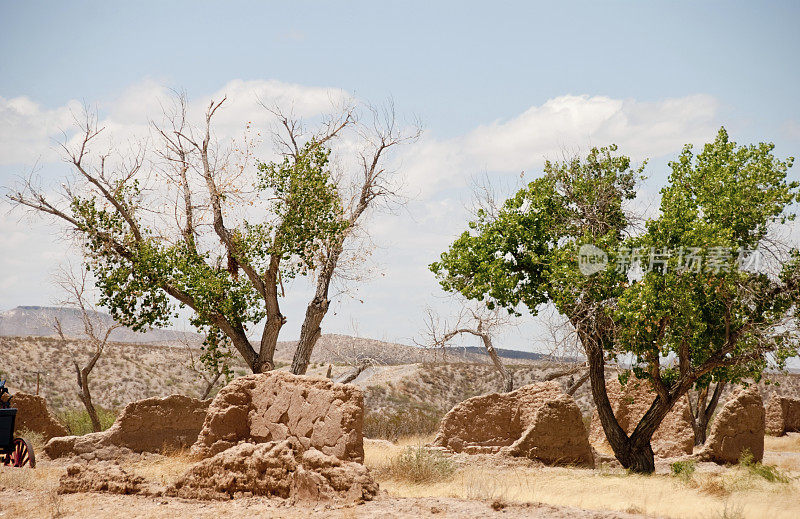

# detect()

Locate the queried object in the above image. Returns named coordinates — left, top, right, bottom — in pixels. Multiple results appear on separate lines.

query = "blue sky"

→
left=1, top=1, right=799, bottom=351
left=3, top=1, right=799, bottom=135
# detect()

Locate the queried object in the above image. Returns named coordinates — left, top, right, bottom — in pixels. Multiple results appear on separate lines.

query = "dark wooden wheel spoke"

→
left=10, top=438, right=35, bottom=468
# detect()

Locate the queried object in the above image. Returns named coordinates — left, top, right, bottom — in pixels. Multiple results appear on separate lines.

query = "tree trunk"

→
left=584, top=337, right=634, bottom=463
left=254, top=316, right=283, bottom=373
left=201, top=371, right=222, bottom=400
left=291, top=243, right=340, bottom=376
left=252, top=268, right=285, bottom=374
left=482, top=335, right=513, bottom=392
left=582, top=332, right=667, bottom=474
left=688, top=381, right=725, bottom=445
left=291, top=295, right=328, bottom=375
left=78, top=370, right=101, bottom=433
left=694, top=414, right=709, bottom=445
left=618, top=440, right=656, bottom=474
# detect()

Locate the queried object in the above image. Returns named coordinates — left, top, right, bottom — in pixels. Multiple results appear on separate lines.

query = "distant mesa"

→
left=0, top=306, right=558, bottom=362
left=0, top=305, right=202, bottom=345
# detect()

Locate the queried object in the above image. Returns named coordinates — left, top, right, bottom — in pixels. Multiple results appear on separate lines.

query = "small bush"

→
left=364, top=406, right=443, bottom=440
left=670, top=460, right=696, bottom=481
left=385, top=446, right=456, bottom=483
left=711, top=501, right=745, bottom=519
left=738, top=449, right=790, bottom=483
left=697, top=476, right=730, bottom=497
left=57, top=406, right=117, bottom=436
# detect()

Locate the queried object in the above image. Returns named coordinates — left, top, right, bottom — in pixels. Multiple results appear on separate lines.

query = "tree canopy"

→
left=431, top=128, right=799, bottom=472
left=8, top=95, right=415, bottom=375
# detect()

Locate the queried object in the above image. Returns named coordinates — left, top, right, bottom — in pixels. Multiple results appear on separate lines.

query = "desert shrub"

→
left=363, top=406, right=443, bottom=440
left=670, top=460, right=696, bottom=481
left=738, top=449, right=790, bottom=483
left=711, top=501, right=745, bottom=519
left=697, top=475, right=730, bottom=497
left=386, top=446, right=456, bottom=483
left=57, top=406, right=117, bottom=435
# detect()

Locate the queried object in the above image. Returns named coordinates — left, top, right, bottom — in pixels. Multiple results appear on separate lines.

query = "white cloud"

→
left=401, top=94, right=721, bottom=195
left=0, top=78, right=353, bottom=168
left=0, top=81, right=731, bottom=349
left=0, top=95, right=82, bottom=165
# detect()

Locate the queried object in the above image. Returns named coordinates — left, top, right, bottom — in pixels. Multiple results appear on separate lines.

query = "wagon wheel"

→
left=10, top=438, right=35, bottom=468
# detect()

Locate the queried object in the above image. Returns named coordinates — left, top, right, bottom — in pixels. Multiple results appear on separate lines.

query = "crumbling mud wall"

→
left=11, top=392, right=68, bottom=440
left=433, top=382, right=593, bottom=467
left=191, top=371, right=365, bottom=463
left=45, top=394, right=209, bottom=459
left=699, top=385, right=765, bottom=464
left=765, top=393, right=800, bottom=436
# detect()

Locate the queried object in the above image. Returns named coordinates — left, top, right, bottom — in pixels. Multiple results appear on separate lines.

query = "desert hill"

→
left=5, top=333, right=800, bottom=426
left=0, top=306, right=203, bottom=345
left=1, top=306, right=552, bottom=364
left=0, top=334, right=583, bottom=420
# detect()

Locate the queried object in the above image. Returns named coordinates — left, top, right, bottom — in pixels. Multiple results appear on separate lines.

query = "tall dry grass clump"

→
left=383, top=445, right=456, bottom=483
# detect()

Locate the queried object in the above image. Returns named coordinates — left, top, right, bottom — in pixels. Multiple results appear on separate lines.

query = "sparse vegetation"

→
left=670, top=460, right=697, bottom=481
left=57, top=406, right=118, bottom=436
left=363, top=406, right=443, bottom=440
left=384, top=446, right=456, bottom=483
left=710, top=501, right=746, bottom=519
left=738, top=449, right=790, bottom=483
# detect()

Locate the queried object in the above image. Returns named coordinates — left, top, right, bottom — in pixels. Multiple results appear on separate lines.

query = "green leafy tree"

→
left=8, top=96, right=352, bottom=374
left=431, top=129, right=799, bottom=473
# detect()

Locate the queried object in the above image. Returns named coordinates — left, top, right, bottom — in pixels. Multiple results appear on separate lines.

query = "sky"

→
left=1, top=1, right=799, bottom=352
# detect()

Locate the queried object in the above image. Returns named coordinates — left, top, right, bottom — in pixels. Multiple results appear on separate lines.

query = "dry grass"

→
left=382, top=446, right=456, bottom=483
left=765, top=433, right=800, bottom=453
left=0, top=464, right=63, bottom=492
left=127, top=450, right=195, bottom=486
left=763, top=433, right=800, bottom=472
left=0, top=435, right=797, bottom=519
left=364, top=439, right=800, bottom=519
left=0, top=464, right=65, bottom=519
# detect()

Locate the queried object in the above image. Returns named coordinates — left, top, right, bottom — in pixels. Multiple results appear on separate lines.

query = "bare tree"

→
left=181, top=334, right=232, bottom=400
left=52, top=265, right=121, bottom=432
left=6, top=93, right=416, bottom=376
left=289, top=102, right=421, bottom=375
left=421, top=302, right=515, bottom=392
left=534, top=306, right=590, bottom=395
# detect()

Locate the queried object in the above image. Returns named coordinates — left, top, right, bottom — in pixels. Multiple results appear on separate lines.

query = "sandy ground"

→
left=0, top=488, right=648, bottom=519
left=2, top=435, right=799, bottom=518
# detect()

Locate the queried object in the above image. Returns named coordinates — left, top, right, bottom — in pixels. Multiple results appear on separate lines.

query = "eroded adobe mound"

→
left=58, top=439, right=378, bottom=504
left=699, top=385, right=764, bottom=464
left=169, top=439, right=378, bottom=502
left=588, top=379, right=694, bottom=458
left=190, top=371, right=365, bottom=462
left=11, top=392, right=68, bottom=440
left=45, top=394, right=209, bottom=459
left=432, top=382, right=593, bottom=467
left=500, top=394, right=594, bottom=466
left=765, top=392, right=800, bottom=436
left=59, top=461, right=161, bottom=496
